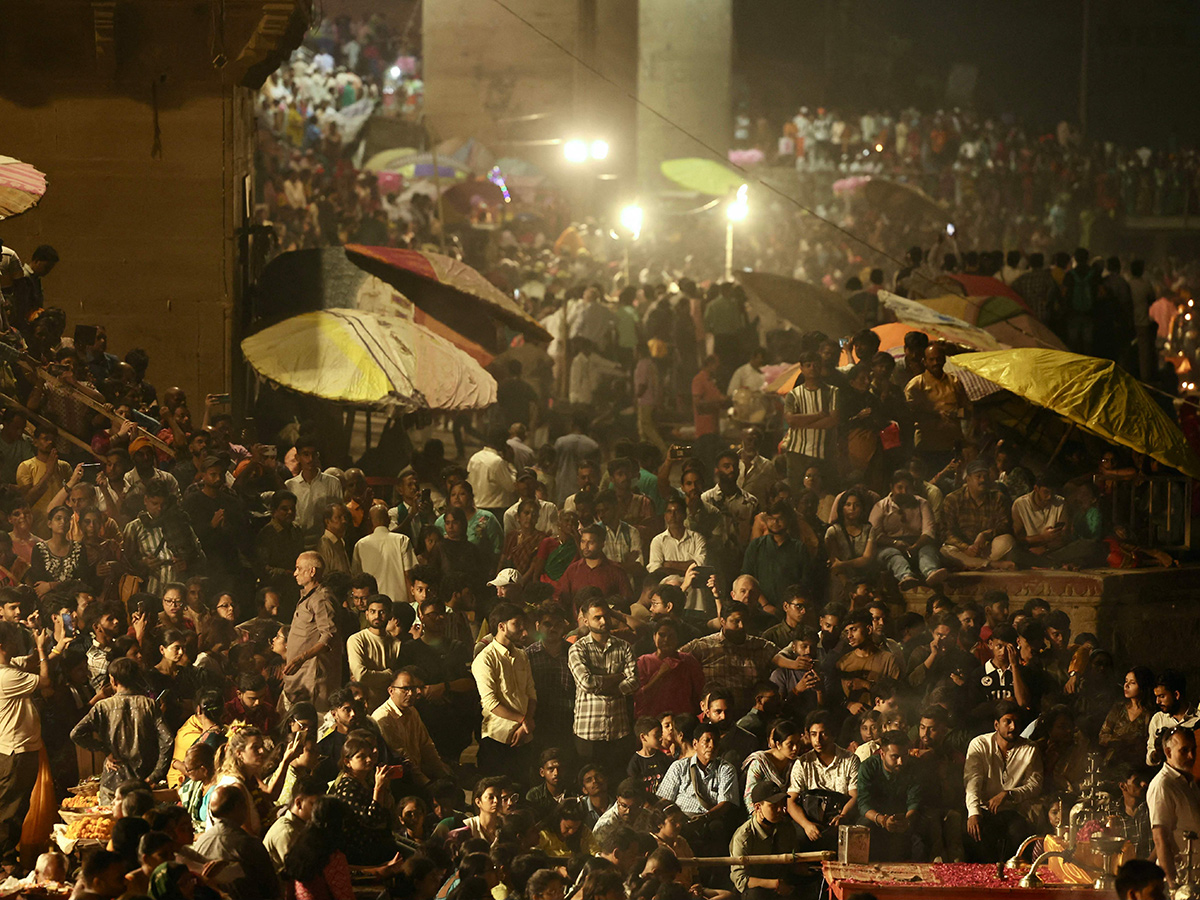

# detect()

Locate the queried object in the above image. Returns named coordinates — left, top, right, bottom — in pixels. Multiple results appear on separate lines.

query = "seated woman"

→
left=329, top=729, right=402, bottom=865
left=825, top=489, right=876, bottom=602
left=537, top=800, right=594, bottom=858
left=283, top=795, right=403, bottom=900
left=27, top=505, right=93, bottom=597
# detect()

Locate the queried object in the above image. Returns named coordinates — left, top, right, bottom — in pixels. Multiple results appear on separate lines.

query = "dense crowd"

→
left=0, top=210, right=1196, bottom=900
left=255, top=15, right=427, bottom=256
left=762, top=104, right=1200, bottom=241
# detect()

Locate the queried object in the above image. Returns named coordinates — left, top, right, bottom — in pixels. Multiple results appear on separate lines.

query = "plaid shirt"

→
left=656, top=754, right=738, bottom=817
left=567, top=633, right=638, bottom=741
left=524, top=640, right=575, bottom=736
left=1117, top=800, right=1152, bottom=860
left=940, top=486, right=1013, bottom=549
left=678, top=633, right=777, bottom=711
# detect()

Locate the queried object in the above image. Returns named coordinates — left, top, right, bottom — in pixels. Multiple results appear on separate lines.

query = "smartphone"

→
left=945, top=223, right=956, bottom=236
left=669, top=444, right=693, bottom=460
left=80, top=462, right=102, bottom=482
left=208, top=393, right=232, bottom=404
left=61, top=612, right=74, bottom=636
left=692, top=566, right=716, bottom=581
left=420, top=488, right=432, bottom=505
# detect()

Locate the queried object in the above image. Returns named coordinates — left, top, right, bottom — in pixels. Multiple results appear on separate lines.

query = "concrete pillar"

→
left=636, top=0, right=732, bottom=192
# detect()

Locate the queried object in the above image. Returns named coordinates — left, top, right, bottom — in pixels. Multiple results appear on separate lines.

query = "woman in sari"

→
left=530, top=510, right=579, bottom=586
left=500, top=499, right=549, bottom=584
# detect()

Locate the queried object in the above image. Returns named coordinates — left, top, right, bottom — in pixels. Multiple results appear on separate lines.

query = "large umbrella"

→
left=363, top=147, right=420, bottom=172
left=952, top=349, right=1200, bottom=479
left=435, top=136, right=496, bottom=173
left=441, top=178, right=508, bottom=215
left=251, top=247, right=494, bottom=366
left=738, top=271, right=862, bottom=341
left=344, top=245, right=552, bottom=346
left=918, top=293, right=1066, bottom=351
left=942, top=273, right=1028, bottom=307
left=241, top=308, right=496, bottom=412
left=858, top=178, right=950, bottom=225
left=660, top=158, right=746, bottom=196
left=0, top=156, right=47, bottom=220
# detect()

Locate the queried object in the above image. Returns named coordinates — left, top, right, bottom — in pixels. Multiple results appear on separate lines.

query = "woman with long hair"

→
left=1098, top=665, right=1155, bottom=767
left=500, top=499, right=549, bottom=583
left=537, top=801, right=594, bottom=858
left=1031, top=705, right=1089, bottom=794
left=283, top=795, right=403, bottom=900
left=329, top=729, right=402, bottom=864
left=27, top=505, right=91, bottom=596
left=741, top=719, right=804, bottom=814
left=825, top=489, right=877, bottom=601
left=211, top=725, right=274, bottom=835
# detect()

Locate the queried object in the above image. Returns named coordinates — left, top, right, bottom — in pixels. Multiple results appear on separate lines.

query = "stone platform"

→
left=903, top=565, right=1200, bottom=678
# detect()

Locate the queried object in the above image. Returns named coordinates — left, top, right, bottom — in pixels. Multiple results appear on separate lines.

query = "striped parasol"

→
left=0, top=156, right=47, bottom=220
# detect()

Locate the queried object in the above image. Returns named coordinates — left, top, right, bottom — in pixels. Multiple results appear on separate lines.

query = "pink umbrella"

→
left=0, top=156, right=47, bottom=220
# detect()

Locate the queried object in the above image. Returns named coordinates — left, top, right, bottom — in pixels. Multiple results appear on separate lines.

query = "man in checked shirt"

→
left=568, top=598, right=639, bottom=779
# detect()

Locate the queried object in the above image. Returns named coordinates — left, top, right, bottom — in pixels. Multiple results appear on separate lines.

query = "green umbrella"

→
left=660, top=158, right=746, bottom=196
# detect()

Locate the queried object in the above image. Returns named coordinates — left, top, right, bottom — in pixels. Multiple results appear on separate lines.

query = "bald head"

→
left=294, top=551, right=324, bottom=588
left=369, top=504, right=390, bottom=528
left=731, top=574, right=760, bottom=604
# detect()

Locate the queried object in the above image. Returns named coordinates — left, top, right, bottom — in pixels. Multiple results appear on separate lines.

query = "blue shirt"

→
left=656, top=755, right=738, bottom=817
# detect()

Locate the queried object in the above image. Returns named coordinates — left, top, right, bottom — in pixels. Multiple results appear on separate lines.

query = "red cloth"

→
left=634, top=652, right=704, bottom=718
left=554, top=556, right=631, bottom=611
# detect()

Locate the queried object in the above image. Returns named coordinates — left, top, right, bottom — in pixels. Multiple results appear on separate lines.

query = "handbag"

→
left=879, top=421, right=902, bottom=450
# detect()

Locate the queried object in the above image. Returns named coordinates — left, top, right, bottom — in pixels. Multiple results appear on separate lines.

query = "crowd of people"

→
left=755, top=104, right=1200, bottom=251
left=0, top=204, right=1196, bottom=900
left=255, top=14, right=428, bottom=257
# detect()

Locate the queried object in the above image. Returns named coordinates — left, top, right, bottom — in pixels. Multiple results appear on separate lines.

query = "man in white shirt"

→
left=471, top=602, right=537, bottom=777
left=787, top=710, right=858, bottom=848
left=0, top=621, right=55, bottom=865
left=648, top=495, right=708, bottom=575
left=1147, top=670, right=1200, bottom=766
left=467, top=431, right=517, bottom=520
left=503, top=469, right=558, bottom=535
left=1148, top=727, right=1200, bottom=892
left=964, top=700, right=1043, bottom=862
left=727, top=347, right=766, bottom=396
left=1011, top=475, right=1102, bottom=568
left=346, top=594, right=403, bottom=711
left=371, top=668, right=450, bottom=787
left=285, top=438, right=343, bottom=549
left=351, top=505, right=417, bottom=607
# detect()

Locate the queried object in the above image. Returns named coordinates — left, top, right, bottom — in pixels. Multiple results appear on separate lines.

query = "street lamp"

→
left=725, top=184, right=748, bottom=280
left=619, top=204, right=643, bottom=240
left=563, top=139, right=589, bottom=163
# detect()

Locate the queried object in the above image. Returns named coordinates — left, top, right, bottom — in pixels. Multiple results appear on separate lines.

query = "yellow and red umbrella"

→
left=344, top=245, right=551, bottom=349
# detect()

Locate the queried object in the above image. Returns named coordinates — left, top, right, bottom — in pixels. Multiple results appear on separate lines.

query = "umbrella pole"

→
left=1046, top=422, right=1075, bottom=470
left=431, top=142, right=447, bottom=254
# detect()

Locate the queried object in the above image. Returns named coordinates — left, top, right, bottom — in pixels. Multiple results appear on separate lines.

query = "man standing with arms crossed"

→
left=569, top=599, right=638, bottom=778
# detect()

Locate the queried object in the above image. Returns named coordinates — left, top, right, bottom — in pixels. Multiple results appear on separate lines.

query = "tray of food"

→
left=64, top=815, right=113, bottom=842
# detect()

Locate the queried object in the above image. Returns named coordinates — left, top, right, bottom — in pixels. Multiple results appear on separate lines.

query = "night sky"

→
left=733, top=0, right=1200, bottom=148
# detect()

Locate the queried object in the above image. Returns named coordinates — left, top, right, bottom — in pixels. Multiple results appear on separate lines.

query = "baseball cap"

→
left=489, top=568, right=520, bottom=588
left=750, top=782, right=787, bottom=806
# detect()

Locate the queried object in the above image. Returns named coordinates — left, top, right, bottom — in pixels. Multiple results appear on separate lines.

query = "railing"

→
left=1107, top=474, right=1193, bottom=551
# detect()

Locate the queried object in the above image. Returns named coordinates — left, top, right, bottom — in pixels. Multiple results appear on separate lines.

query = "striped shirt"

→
left=783, top=383, right=838, bottom=457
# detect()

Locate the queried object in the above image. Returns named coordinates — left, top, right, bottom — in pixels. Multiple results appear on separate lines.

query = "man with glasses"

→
left=371, top=667, right=449, bottom=790
left=761, top=587, right=810, bottom=649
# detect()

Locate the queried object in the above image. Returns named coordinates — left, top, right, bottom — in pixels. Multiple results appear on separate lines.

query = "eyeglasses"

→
left=390, top=684, right=419, bottom=693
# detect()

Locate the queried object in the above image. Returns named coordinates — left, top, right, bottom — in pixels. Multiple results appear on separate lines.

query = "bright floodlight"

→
left=726, top=184, right=749, bottom=222
left=590, top=139, right=609, bottom=160
left=564, top=139, right=589, bottom=163
left=620, top=204, right=643, bottom=239
left=389, top=66, right=401, bottom=79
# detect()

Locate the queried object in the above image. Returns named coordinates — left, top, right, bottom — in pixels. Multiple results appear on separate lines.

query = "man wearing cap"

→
left=182, top=455, right=250, bottom=591
left=351, top=505, right=417, bottom=608
left=503, top=468, right=558, bottom=535
left=731, top=781, right=801, bottom=899
left=489, top=568, right=521, bottom=601
left=938, top=459, right=1016, bottom=571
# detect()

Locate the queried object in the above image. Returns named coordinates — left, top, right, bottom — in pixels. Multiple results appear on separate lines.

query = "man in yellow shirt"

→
left=14, top=423, right=71, bottom=535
